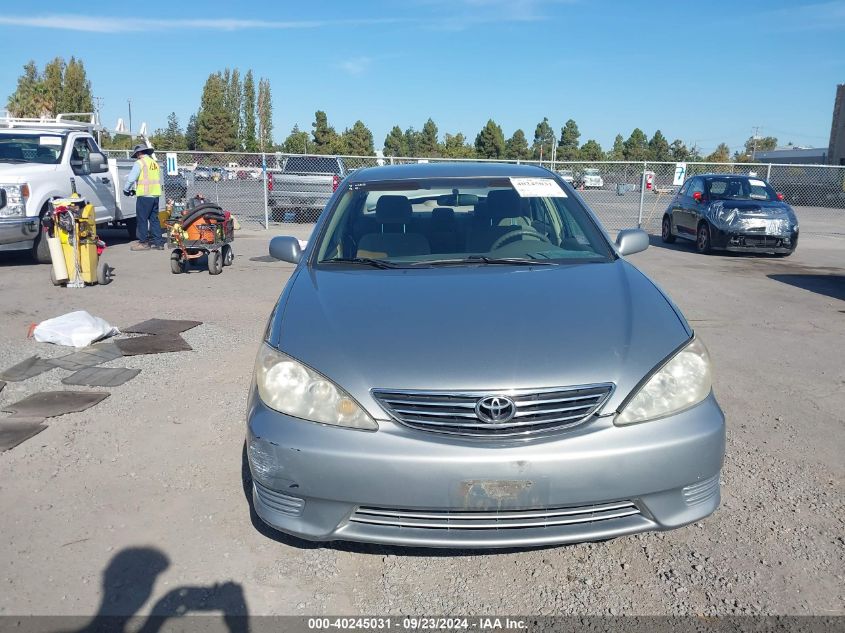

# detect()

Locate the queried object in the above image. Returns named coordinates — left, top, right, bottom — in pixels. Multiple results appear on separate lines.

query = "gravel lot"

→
left=0, top=217, right=842, bottom=620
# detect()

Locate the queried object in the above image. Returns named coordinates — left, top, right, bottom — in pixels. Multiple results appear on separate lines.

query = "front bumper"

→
left=246, top=389, right=725, bottom=548
left=0, top=216, right=38, bottom=250
left=710, top=226, right=798, bottom=254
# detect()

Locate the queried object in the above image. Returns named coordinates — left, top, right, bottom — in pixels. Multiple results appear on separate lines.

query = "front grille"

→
left=372, top=384, right=613, bottom=437
left=349, top=501, right=640, bottom=530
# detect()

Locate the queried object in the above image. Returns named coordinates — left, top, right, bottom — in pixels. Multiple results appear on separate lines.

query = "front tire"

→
left=696, top=222, right=712, bottom=254
left=661, top=216, right=676, bottom=243
left=32, top=230, right=51, bottom=264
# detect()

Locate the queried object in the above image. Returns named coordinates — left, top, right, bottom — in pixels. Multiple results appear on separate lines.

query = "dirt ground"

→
left=0, top=217, right=842, bottom=619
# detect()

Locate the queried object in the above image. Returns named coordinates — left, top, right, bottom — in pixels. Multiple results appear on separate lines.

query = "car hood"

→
left=0, top=162, right=59, bottom=181
left=272, top=260, right=692, bottom=416
left=704, top=199, right=797, bottom=234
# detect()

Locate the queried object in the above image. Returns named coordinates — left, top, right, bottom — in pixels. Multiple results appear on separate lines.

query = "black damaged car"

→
left=661, top=174, right=798, bottom=256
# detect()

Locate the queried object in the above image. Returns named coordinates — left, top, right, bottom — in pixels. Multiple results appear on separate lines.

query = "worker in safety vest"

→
left=123, top=144, right=164, bottom=251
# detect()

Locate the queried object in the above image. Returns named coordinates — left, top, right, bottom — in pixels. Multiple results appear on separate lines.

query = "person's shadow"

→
left=74, top=547, right=249, bottom=633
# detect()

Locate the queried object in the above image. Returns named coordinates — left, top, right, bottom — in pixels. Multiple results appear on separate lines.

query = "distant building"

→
left=830, top=84, right=845, bottom=165
left=755, top=146, right=828, bottom=164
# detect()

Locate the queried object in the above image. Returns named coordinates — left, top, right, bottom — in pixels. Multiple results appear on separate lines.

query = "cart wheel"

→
left=208, top=250, right=223, bottom=275
left=50, top=267, right=64, bottom=287
left=170, top=250, right=185, bottom=274
left=96, top=260, right=112, bottom=285
left=222, top=244, right=234, bottom=266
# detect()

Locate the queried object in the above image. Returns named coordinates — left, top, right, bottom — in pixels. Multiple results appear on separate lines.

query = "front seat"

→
left=357, top=195, right=431, bottom=258
left=465, top=189, right=531, bottom=252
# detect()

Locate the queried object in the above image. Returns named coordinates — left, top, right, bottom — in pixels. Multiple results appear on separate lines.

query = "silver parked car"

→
left=248, top=162, right=725, bottom=548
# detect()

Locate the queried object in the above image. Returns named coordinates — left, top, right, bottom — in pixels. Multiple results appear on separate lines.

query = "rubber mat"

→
left=123, top=319, right=202, bottom=336
left=62, top=367, right=141, bottom=387
left=48, top=341, right=124, bottom=370
left=115, top=334, right=192, bottom=355
left=2, top=391, right=109, bottom=420
left=0, top=356, right=56, bottom=382
left=0, top=420, right=47, bottom=452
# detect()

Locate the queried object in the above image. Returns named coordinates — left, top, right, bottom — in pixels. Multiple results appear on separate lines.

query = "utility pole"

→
left=128, top=99, right=133, bottom=138
left=93, top=96, right=103, bottom=145
left=751, top=126, right=761, bottom=160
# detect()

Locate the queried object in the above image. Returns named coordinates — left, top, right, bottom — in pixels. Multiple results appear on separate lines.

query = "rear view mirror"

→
left=692, top=191, right=703, bottom=203
left=616, top=229, right=649, bottom=256
left=436, top=193, right=479, bottom=207
left=269, top=236, right=302, bottom=264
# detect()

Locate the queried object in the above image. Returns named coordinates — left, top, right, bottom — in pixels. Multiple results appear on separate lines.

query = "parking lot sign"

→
left=166, top=152, right=178, bottom=176
left=673, top=162, right=687, bottom=186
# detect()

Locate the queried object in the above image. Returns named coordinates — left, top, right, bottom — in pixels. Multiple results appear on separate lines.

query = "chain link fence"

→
left=105, top=150, right=845, bottom=234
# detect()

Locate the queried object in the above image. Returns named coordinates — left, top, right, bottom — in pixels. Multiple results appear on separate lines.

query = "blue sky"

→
left=1, top=0, right=843, bottom=154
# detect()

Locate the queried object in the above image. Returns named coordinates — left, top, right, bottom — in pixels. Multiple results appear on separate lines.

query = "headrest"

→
left=375, top=195, right=412, bottom=224
left=486, top=189, right=524, bottom=220
left=432, top=207, right=455, bottom=227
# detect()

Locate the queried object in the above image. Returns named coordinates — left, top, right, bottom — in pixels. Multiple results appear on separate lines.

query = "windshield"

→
left=315, top=177, right=614, bottom=266
left=0, top=133, right=65, bottom=164
left=707, top=177, right=777, bottom=202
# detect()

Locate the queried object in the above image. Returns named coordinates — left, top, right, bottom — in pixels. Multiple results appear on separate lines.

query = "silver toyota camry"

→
left=247, top=162, right=725, bottom=548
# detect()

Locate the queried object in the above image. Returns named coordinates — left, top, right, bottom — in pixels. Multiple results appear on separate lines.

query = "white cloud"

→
left=0, top=14, right=405, bottom=33
left=337, top=56, right=374, bottom=76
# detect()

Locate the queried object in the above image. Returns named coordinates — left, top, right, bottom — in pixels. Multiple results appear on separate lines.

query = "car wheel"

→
left=32, top=229, right=51, bottom=264
left=661, top=216, right=676, bottom=243
left=696, top=222, right=712, bottom=254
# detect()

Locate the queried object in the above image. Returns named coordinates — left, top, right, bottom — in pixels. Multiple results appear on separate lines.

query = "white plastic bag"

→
left=33, top=311, right=120, bottom=348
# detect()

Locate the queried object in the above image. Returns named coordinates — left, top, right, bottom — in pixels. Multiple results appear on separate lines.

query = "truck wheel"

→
left=32, top=230, right=51, bottom=264
left=124, top=217, right=138, bottom=240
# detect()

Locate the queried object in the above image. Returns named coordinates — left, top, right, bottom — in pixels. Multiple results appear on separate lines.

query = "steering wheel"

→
left=490, top=226, right=552, bottom=251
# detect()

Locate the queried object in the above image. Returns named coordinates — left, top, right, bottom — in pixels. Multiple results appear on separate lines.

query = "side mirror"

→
left=70, top=157, right=89, bottom=175
left=692, top=191, right=703, bottom=203
left=616, top=229, right=649, bottom=256
left=89, top=152, right=108, bottom=173
left=269, top=236, right=302, bottom=264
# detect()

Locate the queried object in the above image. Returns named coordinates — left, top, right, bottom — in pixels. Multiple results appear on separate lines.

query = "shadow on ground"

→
left=71, top=546, right=249, bottom=632
left=768, top=273, right=845, bottom=301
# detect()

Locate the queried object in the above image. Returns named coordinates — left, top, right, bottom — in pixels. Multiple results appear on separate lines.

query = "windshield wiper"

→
left=416, top=256, right=555, bottom=267
left=321, top=257, right=401, bottom=269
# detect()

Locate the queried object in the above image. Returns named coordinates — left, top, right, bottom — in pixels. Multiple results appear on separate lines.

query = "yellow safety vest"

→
left=135, top=155, right=162, bottom=197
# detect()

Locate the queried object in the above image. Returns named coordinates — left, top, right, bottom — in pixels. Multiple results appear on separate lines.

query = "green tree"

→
left=532, top=117, right=555, bottom=160
left=241, top=70, right=257, bottom=152
left=442, top=132, right=476, bottom=158
left=622, top=128, right=649, bottom=160
left=557, top=119, right=581, bottom=160
left=706, top=143, right=731, bottom=163
left=475, top=119, right=505, bottom=159
left=282, top=124, right=309, bottom=153
left=223, top=68, right=242, bottom=147
left=418, top=118, right=439, bottom=156
left=185, top=114, right=198, bottom=150
left=579, top=139, right=603, bottom=161
left=58, top=57, right=93, bottom=120
left=404, top=127, right=422, bottom=157
left=257, top=77, right=273, bottom=150
left=505, top=129, right=532, bottom=160
left=607, top=134, right=625, bottom=160
left=42, top=57, right=65, bottom=116
left=341, top=120, right=375, bottom=156
left=99, top=131, right=135, bottom=150
left=648, top=129, right=671, bottom=161
left=669, top=139, right=689, bottom=161
left=197, top=72, right=237, bottom=151
left=311, top=110, right=340, bottom=154
left=383, top=125, right=406, bottom=156
left=742, top=135, right=777, bottom=160
left=6, top=61, right=45, bottom=117
left=150, top=112, right=187, bottom=150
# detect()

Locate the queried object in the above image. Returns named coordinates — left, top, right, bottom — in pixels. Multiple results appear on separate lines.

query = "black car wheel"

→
left=661, top=216, right=676, bottom=243
left=696, top=222, right=712, bottom=254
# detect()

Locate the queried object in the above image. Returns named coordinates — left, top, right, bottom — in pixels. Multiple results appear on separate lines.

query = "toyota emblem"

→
left=475, top=395, right=516, bottom=424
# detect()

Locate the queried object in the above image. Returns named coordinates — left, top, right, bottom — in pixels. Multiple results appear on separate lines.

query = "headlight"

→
left=615, top=338, right=712, bottom=426
left=254, top=343, right=377, bottom=430
left=0, top=184, right=29, bottom=218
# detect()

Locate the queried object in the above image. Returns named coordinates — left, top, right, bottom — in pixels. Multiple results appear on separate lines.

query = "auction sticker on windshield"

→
left=749, top=179, right=767, bottom=187
left=510, top=177, right=567, bottom=198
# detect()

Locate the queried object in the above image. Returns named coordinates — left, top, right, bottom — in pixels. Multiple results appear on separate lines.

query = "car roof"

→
left=349, top=161, right=554, bottom=182
left=697, top=173, right=763, bottom=180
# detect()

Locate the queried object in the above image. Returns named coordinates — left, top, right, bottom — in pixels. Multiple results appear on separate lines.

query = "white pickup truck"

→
left=0, top=114, right=141, bottom=263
